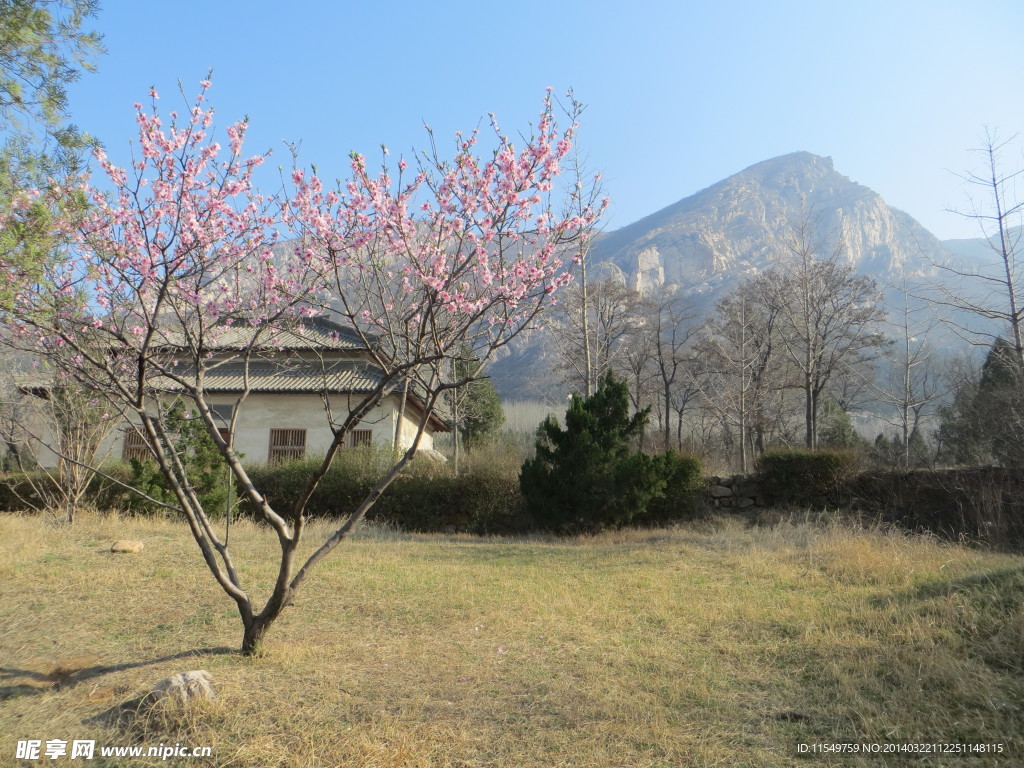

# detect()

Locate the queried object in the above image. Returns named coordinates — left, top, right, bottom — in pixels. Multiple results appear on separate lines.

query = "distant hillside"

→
left=944, top=225, right=1024, bottom=266
left=490, top=153, right=961, bottom=399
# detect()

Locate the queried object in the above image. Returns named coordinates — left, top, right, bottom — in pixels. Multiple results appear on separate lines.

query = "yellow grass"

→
left=2, top=511, right=1023, bottom=767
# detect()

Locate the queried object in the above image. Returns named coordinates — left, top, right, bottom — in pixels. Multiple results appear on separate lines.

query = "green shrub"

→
left=0, top=444, right=530, bottom=531
left=520, top=374, right=667, bottom=533
left=641, top=452, right=705, bottom=524
left=373, top=457, right=526, bottom=533
left=757, top=449, right=860, bottom=506
left=122, top=401, right=237, bottom=517
left=241, top=449, right=387, bottom=520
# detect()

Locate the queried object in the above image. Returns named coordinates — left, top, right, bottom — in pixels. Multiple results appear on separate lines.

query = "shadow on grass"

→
left=871, top=566, right=1024, bottom=674
left=888, top=566, right=1024, bottom=602
left=771, top=567, right=1024, bottom=762
left=0, top=646, right=234, bottom=701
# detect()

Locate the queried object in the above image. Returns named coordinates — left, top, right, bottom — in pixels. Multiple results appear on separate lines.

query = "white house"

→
left=19, top=318, right=449, bottom=467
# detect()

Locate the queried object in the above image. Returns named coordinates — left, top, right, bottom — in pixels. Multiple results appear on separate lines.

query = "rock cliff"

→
left=589, top=152, right=952, bottom=295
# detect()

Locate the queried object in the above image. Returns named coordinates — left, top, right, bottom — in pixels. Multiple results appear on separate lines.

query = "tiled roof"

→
left=196, top=360, right=383, bottom=393
left=152, top=317, right=369, bottom=352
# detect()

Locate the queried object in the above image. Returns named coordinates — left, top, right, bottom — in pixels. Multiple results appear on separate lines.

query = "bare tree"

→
left=698, top=279, right=783, bottom=471
left=873, top=273, right=946, bottom=466
left=557, top=149, right=605, bottom=397
left=0, top=361, right=117, bottom=523
left=639, top=286, right=699, bottom=452
left=929, top=130, right=1024, bottom=374
left=619, top=317, right=657, bottom=449
left=548, top=268, right=641, bottom=396
left=759, top=208, right=888, bottom=449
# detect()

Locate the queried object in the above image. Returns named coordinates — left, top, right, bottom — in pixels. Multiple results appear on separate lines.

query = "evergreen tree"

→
left=936, top=378, right=986, bottom=465
left=127, top=400, right=235, bottom=517
left=519, top=373, right=667, bottom=533
left=0, top=1, right=102, bottom=307
left=978, top=338, right=1024, bottom=466
left=0, top=0, right=103, bottom=183
left=446, top=350, right=505, bottom=473
left=817, top=394, right=867, bottom=450
left=938, top=338, right=1024, bottom=467
left=453, top=356, right=504, bottom=445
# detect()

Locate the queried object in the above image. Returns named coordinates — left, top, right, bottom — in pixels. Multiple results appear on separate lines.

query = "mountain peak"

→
left=591, top=152, right=950, bottom=295
left=740, top=151, right=834, bottom=175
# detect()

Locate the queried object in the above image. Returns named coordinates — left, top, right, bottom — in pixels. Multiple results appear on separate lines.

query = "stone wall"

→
left=706, top=475, right=766, bottom=510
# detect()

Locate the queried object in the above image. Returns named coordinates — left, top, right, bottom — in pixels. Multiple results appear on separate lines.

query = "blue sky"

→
left=66, top=0, right=1024, bottom=239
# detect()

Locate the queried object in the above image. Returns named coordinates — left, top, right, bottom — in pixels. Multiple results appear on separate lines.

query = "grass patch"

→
left=1, top=511, right=1022, bottom=766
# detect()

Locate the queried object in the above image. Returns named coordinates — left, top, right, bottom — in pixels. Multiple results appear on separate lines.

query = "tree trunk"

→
left=804, top=373, right=814, bottom=450
left=580, top=256, right=593, bottom=396
left=241, top=613, right=275, bottom=656
left=739, top=381, right=748, bottom=473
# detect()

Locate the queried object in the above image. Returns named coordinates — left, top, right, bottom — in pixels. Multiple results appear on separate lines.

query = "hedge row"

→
left=6, top=452, right=1023, bottom=547
left=244, top=449, right=704, bottom=533
left=841, top=467, right=1024, bottom=549
left=756, top=448, right=861, bottom=505
left=240, top=452, right=530, bottom=534
left=0, top=448, right=705, bottom=534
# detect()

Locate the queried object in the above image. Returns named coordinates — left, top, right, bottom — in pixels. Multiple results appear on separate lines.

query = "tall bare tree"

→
left=557, top=149, right=605, bottom=397
left=873, top=273, right=946, bottom=467
left=619, top=316, right=656, bottom=449
left=548, top=269, right=641, bottom=396
left=760, top=208, right=888, bottom=449
left=640, top=286, right=699, bottom=452
left=698, top=278, right=783, bottom=471
left=930, top=130, right=1024, bottom=376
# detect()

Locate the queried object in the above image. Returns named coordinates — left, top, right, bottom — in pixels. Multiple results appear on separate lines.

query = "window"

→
left=269, top=429, right=306, bottom=463
left=122, top=429, right=149, bottom=462
left=349, top=429, right=372, bottom=448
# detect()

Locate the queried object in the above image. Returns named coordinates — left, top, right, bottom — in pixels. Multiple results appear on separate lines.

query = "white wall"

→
left=203, top=392, right=435, bottom=462
left=26, top=392, right=436, bottom=468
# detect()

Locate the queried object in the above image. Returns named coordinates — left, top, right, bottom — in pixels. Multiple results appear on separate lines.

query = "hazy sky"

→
left=66, top=0, right=1024, bottom=239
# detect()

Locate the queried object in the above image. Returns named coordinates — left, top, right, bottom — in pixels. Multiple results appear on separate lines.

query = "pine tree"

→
left=453, top=355, right=504, bottom=445
left=938, top=338, right=1024, bottom=467
left=519, top=373, right=666, bottom=533
left=817, top=394, right=867, bottom=450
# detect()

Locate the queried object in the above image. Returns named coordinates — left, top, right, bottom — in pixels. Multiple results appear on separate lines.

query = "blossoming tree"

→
left=5, top=80, right=604, bottom=654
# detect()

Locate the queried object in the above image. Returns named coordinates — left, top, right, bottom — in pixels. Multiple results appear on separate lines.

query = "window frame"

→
left=122, top=429, right=150, bottom=463
left=268, top=428, right=307, bottom=463
left=349, top=429, right=372, bottom=448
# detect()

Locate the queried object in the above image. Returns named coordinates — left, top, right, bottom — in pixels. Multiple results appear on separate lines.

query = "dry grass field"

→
left=2, top=510, right=1023, bottom=767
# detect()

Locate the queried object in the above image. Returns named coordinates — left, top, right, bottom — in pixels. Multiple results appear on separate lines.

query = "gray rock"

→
left=110, top=540, right=144, bottom=554
left=709, top=484, right=733, bottom=498
left=150, top=671, right=216, bottom=703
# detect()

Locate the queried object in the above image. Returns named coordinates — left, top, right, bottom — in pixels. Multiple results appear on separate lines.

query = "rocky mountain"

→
left=490, top=152, right=967, bottom=399
left=589, top=152, right=954, bottom=297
